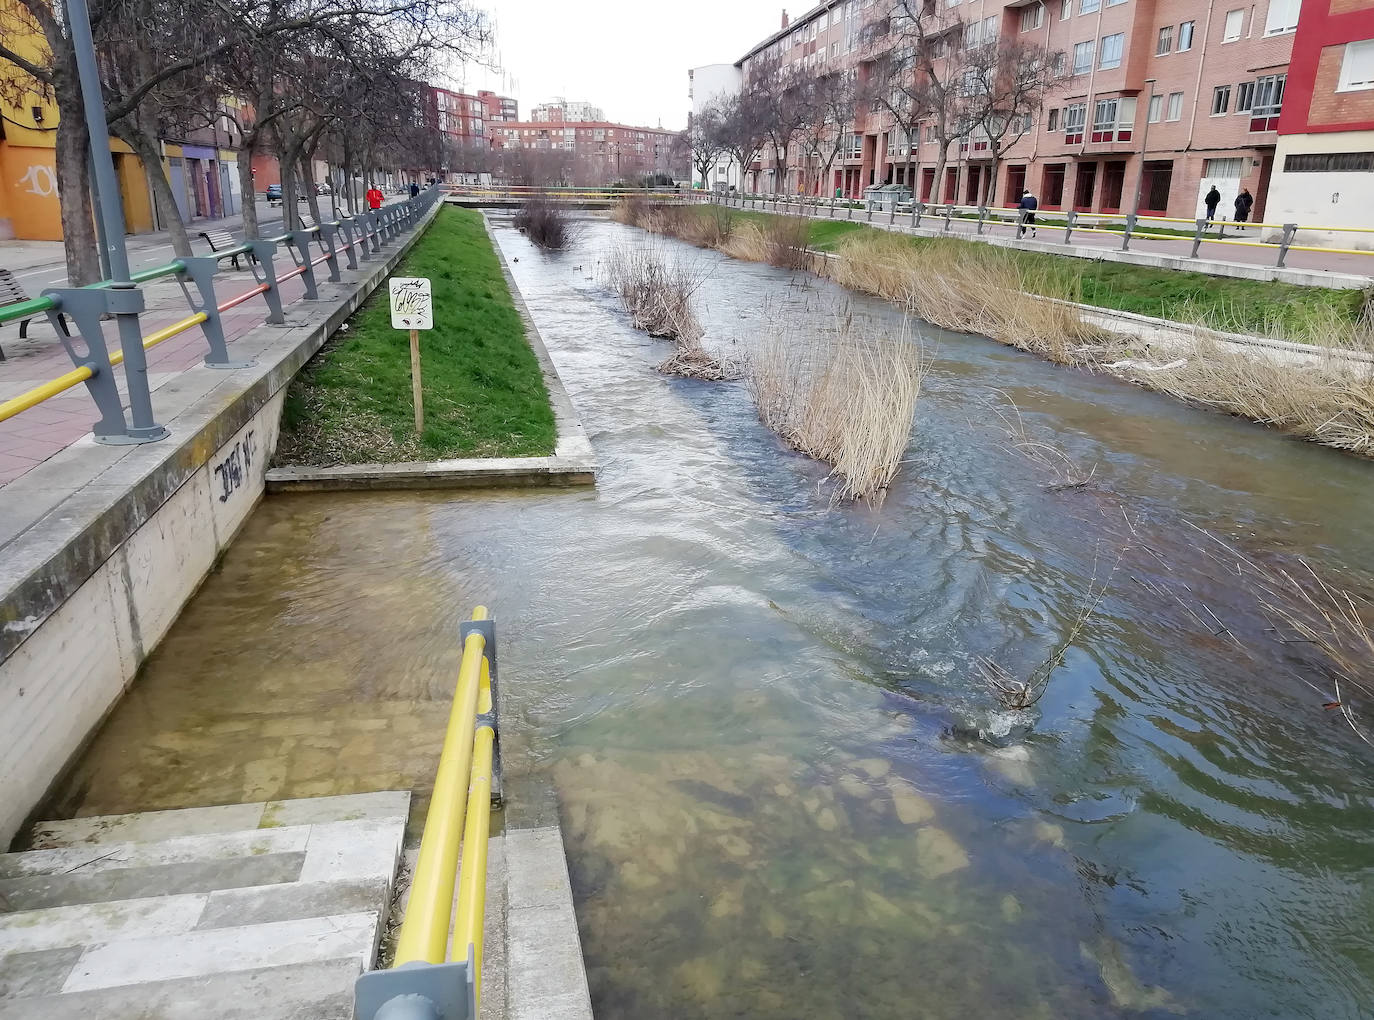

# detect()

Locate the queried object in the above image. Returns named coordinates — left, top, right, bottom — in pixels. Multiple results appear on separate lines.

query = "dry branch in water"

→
left=987, top=391, right=1097, bottom=491
left=746, top=313, right=930, bottom=504
left=1187, top=524, right=1374, bottom=746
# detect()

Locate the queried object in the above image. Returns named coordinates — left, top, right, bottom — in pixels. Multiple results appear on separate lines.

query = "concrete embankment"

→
left=0, top=204, right=441, bottom=846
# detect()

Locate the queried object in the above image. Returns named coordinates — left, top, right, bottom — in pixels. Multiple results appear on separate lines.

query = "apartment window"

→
left=1178, top=20, right=1195, bottom=51
left=1284, top=151, right=1374, bottom=173
left=830, top=41, right=839, bottom=58
left=1166, top=91, right=1183, bottom=120
left=1204, top=157, right=1245, bottom=177
left=1157, top=25, right=1173, bottom=55
left=1073, top=40, right=1093, bottom=75
left=1223, top=9, right=1243, bottom=42
left=983, top=15, right=998, bottom=42
left=965, top=21, right=981, bottom=47
left=1080, top=0, right=1100, bottom=12
left=1212, top=85, right=1231, bottom=115
left=1264, top=0, right=1300, bottom=37
left=1047, top=107, right=1060, bottom=130
left=1106, top=0, right=1126, bottom=6
left=1339, top=40, right=1374, bottom=92
left=1092, top=99, right=1118, bottom=140
left=1148, top=94, right=1163, bottom=122
left=1060, top=0, right=1071, bottom=19
left=1020, top=3, right=1045, bottom=32
left=1099, top=33, right=1124, bottom=69
left=1064, top=102, right=1087, bottom=143
left=1237, top=80, right=1256, bottom=112
left=1251, top=73, right=1286, bottom=131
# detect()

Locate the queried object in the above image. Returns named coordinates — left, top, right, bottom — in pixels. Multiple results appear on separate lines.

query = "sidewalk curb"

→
left=266, top=207, right=598, bottom=493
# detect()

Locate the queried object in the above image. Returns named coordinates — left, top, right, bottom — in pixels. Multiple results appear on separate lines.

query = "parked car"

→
left=315, top=182, right=331, bottom=195
left=265, top=184, right=282, bottom=204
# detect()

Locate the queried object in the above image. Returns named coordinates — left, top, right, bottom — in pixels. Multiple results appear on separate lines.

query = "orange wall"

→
left=0, top=144, right=63, bottom=240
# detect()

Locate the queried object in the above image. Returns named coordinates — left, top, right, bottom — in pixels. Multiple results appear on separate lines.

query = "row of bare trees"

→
left=0, top=0, right=490, bottom=285
left=690, top=0, right=1065, bottom=206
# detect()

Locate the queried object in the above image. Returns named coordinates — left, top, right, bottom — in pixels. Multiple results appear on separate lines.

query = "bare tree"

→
left=753, top=57, right=813, bottom=195
left=799, top=69, right=855, bottom=197
left=964, top=36, right=1065, bottom=206
left=685, top=99, right=727, bottom=192
left=717, top=89, right=769, bottom=194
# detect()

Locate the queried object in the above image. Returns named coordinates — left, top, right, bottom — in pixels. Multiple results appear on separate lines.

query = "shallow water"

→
left=51, top=218, right=1374, bottom=1018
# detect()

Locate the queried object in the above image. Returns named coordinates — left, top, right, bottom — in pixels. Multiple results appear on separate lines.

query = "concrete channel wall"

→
left=0, top=202, right=443, bottom=846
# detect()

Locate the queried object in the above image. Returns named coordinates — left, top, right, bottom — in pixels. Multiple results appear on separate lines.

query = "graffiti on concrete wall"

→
left=18, top=164, right=57, bottom=197
left=212, top=429, right=256, bottom=504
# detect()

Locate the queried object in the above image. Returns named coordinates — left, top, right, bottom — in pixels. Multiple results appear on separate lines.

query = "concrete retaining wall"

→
left=0, top=202, right=442, bottom=846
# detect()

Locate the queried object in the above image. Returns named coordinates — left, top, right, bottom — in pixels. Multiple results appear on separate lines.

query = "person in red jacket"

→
left=366, top=185, right=383, bottom=210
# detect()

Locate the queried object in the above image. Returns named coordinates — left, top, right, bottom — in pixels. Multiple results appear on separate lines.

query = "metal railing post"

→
left=336, top=218, right=361, bottom=270
left=943, top=203, right=954, bottom=232
left=1121, top=214, right=1136, bottom=251
left=1277, top=223, right=1299, bottom=268
left=316, top=224, right=344, bottom=282
left=1064, top=211, right=1078, bottom=245
left=247, top=240, right=287, bottom=324
left=847, top=202, right=854, bottom=220
left=914, top=202, right=924, bottom=228
left=177, top=256, right=252, bottom=369
left=1191, top=218, right=1206, bottom=258
left=39, top=290, right=135, bottom=441
left=289, top=231, right=321, bottom=300
left=976, top=205, right=988, bottom=235
left=888, top=204, right=896, bottom=226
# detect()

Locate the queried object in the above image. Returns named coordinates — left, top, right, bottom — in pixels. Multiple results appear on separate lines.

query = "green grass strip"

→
left=702, top=207, right=1367, bottom=338
left=276, top=206, right=555, bottom=465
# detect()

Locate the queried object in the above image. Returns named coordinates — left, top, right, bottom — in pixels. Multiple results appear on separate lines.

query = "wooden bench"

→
left=198, top=230, right=255, bottom=270
left=0, top=268, right=69, bottom=362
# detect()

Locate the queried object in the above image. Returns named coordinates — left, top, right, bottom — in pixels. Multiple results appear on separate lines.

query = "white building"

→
left=530, top=100, right=605, bottom=123
left=688, top=63, right=743, bottom=191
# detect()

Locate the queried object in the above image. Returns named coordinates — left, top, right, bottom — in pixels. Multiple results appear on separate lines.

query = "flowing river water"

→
left=46, top=217, right=1374, bottom=1019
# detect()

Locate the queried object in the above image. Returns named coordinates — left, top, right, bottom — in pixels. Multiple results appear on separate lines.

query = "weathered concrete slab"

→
left=0, top=795, right=408, bottom=1018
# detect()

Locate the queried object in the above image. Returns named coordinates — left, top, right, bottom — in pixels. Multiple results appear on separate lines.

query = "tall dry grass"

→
left=720, top=216, right=814, bottom=270
left=747, top=314, right=930, bottom=504
left=829, top=233, right=1111, bottom=365
left=601, top=244, right=736, bottom=380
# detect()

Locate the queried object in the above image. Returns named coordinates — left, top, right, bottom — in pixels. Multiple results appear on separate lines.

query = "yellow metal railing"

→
left=356, top=606, right=498, bottom=1020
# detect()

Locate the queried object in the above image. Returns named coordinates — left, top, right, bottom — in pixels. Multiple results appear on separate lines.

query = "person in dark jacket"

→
left=1234, top=189, right=1254, bottom=226
left=1204, top=186, right=1221, bottom=226
left=1017, top=189, right=1038, bottom=238
left=409, top=182, right=420, bottom=198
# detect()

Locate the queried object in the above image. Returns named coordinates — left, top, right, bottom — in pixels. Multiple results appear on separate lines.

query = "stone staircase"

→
left=0, top=791, right=408, bottom=1020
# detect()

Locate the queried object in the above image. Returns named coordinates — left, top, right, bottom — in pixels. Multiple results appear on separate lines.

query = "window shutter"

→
left=1264, top=0, right=1300, bottom=36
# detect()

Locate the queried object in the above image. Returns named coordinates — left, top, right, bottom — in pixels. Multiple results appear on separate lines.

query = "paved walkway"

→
left=0, top=261, right=313, bottom=487
left=738, top=198, right=1374, bottom=284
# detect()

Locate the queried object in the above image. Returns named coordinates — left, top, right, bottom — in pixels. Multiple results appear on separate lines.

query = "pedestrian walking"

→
left=409, top=182, right=419, bottom=198
left=366, top=184, right=383, bottom=211
left=1234, top=189, right=1254, bottom=227
left=1204, top=186, right=1221, bottom=226
left=1017, top=188, right=1039, bottom=238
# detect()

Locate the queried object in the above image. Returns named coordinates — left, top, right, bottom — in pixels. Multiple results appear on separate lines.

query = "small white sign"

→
left=389, top=277, right=433, bottom=330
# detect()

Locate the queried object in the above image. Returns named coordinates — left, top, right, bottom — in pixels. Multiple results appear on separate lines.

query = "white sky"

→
left=448, top=0, right=795, bottom=129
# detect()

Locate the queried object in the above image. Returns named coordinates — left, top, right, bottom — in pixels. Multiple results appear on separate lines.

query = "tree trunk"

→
left=51, top=93, right=101, bottom=286
left=298, top=155, right=324, bottom=225
left=237, top=141, right=259, bottom=238
left=931, top=146, right=949, bottom=207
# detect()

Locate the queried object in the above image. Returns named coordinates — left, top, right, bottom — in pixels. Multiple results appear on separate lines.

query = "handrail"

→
left=355, top=605, right=499, bottom=1020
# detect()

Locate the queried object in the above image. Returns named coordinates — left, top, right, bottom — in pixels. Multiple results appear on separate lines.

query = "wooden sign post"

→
left=388, top=277, right=433, bottom=435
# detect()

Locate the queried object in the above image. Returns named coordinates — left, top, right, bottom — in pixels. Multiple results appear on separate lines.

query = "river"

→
left=49, top=216, right=1374, bottom=1019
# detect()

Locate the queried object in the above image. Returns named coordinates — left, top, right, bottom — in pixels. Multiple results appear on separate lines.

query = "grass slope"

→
left=277, top=207, right=556, bottom=465
left=697, top=207, right=1367, bottom=337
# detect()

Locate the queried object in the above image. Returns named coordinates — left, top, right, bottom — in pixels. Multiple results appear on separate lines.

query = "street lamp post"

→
left=64, top=0, right=167, bottom=442
left=1128, top=77, right=1158, bottom=221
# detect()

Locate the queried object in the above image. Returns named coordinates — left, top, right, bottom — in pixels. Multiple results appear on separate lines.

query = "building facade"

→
left=730, top=0, right=1304, bottom=222
left=688, top=63, right=745, bottom=189
left=492, top=120, right=684, bottom=184
left=479, top=90, right=519, bottom=124
left=530, top=100, right=606, bottom=123
left=1265, top=0, right=1374, bottom=242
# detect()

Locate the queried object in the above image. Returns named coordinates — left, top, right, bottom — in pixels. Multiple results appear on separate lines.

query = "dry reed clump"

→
left=720, top=216, right=814, bottom=270
left=746, top=313, right=930, bottom=504
left=1111, top=329, right=1374, bottom=454
left=830, top=234, right=1112, bottom=365
left=601, top=244, right=736, bottom=381
left=513, top=197, right=576, bottom=250
left=610, top=196, right=650, bottom=227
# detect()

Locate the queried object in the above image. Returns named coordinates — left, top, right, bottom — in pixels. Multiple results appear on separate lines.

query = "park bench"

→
left=199, top=230, right=255, bottom=270
left=0, top=268, right=70, bottom=362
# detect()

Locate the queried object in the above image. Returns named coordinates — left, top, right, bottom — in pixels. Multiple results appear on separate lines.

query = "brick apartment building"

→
left=728, top=0, right=1306, bottom=222
left=480, top=90, right=520, bottom=124
left=427, top=87, right=517, bottom=149
left=1264, top=0, right=1374, bottom=242
left=492, top=120, right=684, bottom=183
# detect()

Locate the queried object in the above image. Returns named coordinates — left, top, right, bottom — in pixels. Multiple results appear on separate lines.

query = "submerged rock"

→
left=915, top=826, right=970, bottom=878
left=856, top=758, right=892, bottom=778
left=1000, top=893, right=1022, bottom=922
left=1031, top=819, right=1067, bottom=849
left=886, top=776, right=936, bottom=825
left=987, top=744, right=1035, bottom=787
left=1080, top=938, right=1185, bottom=1014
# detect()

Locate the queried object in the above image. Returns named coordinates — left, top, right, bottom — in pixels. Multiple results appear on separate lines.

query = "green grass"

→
left=687, top=206, right=1368, bottom=337
left=276, top=206, right=556, bottom=465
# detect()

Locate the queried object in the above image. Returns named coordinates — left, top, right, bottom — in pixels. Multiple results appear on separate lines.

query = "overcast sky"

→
left=449, top=0, right=793, bottom=129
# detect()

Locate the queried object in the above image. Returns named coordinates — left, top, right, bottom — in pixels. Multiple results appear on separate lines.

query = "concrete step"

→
left=0, top=793, right=409, bottom=1019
